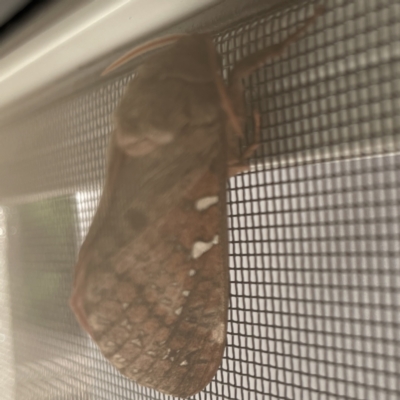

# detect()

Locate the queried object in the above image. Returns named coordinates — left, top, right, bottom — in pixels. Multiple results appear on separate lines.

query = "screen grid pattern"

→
left=0, top=1, right=399, bottom=399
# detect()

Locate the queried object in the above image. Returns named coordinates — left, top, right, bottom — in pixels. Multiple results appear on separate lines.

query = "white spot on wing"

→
left=189, top=269, right=196, bottom=276
left=121, top=319, right=132, bottom=330
left=162, top=348, right=171, bottom=359
left=175, top=307, right=183, bottom=316
left=180, top=360, right=188, bottom=366
left=182, top=290, right=190, bottom=297
left=195, top=196, right=218, bottom=211
left=191, top=235, right=219, bottom=259
left=131, top=338, right=142, bottom=347
left=211, top=322, right=225, bottom=344
left=122, top=302, right=129, bottom=310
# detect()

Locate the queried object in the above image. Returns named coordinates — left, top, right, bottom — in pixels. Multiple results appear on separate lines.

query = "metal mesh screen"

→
left=0, top=0, right=400, bottom=399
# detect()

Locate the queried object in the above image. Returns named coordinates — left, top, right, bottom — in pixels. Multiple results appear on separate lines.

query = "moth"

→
left=70, top=6, right=323, bottom=398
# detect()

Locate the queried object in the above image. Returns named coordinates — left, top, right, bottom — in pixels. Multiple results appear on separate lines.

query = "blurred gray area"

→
left=0, top=0, right=30, bottom=26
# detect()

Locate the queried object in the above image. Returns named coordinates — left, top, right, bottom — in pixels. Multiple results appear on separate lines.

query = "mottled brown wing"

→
left=82, top=165, right=228, bottom=398
left=71, top=143, right=229, bottom=397
left=70, top=35, right=230, bottom=398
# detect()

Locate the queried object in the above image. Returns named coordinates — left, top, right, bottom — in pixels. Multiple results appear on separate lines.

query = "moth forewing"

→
left=115, top=166, right=229, bottom=397
left=70, top=7, right=324, bottom=398
left=71, top=35, right=229, bottom=398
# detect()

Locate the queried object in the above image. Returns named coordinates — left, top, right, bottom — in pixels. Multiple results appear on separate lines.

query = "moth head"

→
left=168, top=34, right=223, bottom=81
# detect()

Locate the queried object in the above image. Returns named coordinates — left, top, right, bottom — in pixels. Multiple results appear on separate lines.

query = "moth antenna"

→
left=101, top=34, right=188, bottom=76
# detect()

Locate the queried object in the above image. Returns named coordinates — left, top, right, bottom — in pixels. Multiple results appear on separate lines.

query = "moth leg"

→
left=228, top=6, right=324, bottom=126
left=241, top=109, right=260, bottom=160
left=228, top=109, right=260, bottom=177
left=227, top=6, right=324, bottom=177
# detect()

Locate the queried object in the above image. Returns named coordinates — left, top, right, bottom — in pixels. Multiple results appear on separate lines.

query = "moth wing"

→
left=70, top=34, right=229, bottom=398
left=71, top=153, right=228, bottom=397
left=86, top=159, right=228, bottom=397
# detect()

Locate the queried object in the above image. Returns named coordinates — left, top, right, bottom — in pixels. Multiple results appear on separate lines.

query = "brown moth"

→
left=70, top=6, right=323, bottom=398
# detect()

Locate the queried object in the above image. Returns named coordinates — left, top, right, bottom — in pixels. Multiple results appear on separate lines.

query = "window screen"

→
left=0, top=0, right=399, bottom=399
